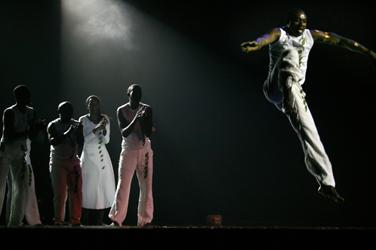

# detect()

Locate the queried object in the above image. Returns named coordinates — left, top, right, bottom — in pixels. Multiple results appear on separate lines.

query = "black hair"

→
left=127, top=84, right=142, bottom=96
left=287, top=8, right=306, bottom=23
left=85, top=95, right=101, bottom=105
left=13, top=84, right=30, bottom=99
left=57, top=101, right=73, bottom=114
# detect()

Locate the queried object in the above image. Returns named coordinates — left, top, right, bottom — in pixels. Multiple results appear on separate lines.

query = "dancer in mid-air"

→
left=241, top=9, right=376, bottom=203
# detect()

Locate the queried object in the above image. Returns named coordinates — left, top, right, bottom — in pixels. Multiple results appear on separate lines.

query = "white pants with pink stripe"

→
left=109, top=140, right=153, bottom=226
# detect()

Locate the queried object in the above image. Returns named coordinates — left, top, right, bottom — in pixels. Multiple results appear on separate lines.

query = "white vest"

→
left=268, top=27, right=314, bottom=85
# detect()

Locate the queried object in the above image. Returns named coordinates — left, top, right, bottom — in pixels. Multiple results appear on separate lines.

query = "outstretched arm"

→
left=311, top=30, right=376, bottom=64
left=240, top=28, right=281, bottom=53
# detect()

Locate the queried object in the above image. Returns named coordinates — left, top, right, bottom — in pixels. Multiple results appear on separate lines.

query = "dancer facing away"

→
left=47, top=101, right=84, bottom=225
left=240, top=9, right=376, bottom=203
left=0, top=84, right=42, bottom=226
left=109, top=84, right=154, bottom=227
left=79, top=95, right=115, bottom=225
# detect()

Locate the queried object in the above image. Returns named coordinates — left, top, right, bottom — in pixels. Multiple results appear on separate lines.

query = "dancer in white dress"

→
left=79, top=95, right=115, bottom=225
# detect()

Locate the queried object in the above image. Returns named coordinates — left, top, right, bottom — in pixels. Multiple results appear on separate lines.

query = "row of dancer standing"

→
left=0, top=83, right=154, bottom=227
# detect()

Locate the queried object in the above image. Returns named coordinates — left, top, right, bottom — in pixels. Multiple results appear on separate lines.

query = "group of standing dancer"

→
left=1, top=83, right=154, bottom=227
left=1, top=9, right=375, bottom=226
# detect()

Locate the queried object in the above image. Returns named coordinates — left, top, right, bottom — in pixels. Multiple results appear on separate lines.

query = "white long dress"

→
left=79, top=114, right=115, bottom=209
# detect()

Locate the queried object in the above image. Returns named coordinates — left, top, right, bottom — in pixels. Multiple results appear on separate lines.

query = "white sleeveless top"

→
left=118, top=102, right=150, bottom=150
left=268, top=27, right=314, bottom=85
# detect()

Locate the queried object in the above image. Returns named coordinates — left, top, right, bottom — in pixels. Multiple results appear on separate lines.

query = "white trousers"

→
left=263, top=49, right=336, bottom=187
left=0, top=140, right=40, bottom=226
left=109, top=141, right=154, bottom=226
left=5, top=155, right=41, bottom=225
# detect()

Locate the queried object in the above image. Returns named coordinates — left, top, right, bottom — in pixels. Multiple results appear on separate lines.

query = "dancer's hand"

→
left=240, top=41, right=260, bottom=53
left=64, top=123, right=79, bottom=136
left=65, top=125, right=73, bottom=135
left=136, top=106, right=147, bottom=119
left=93, top=117, right=107, bottom=133
left=98, top=117, right=107, bottom=129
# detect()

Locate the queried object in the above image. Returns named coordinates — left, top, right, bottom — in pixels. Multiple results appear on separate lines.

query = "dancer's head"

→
left=287, top=9, right=307, bottom=37
left=86, top=95, right=101, bottom=114
left=127, top=84, right=142, bottom=105
left=57, top=101, right=73, bottom=122
left=13, top=84, right=31, bottom=106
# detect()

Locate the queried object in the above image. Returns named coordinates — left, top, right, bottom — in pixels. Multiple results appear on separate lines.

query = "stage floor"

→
left=1, top=225, right=374, bottom=248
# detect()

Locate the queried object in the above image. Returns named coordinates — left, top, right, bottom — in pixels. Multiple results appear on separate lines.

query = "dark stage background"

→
left=1, top=0, right=375, bottom=227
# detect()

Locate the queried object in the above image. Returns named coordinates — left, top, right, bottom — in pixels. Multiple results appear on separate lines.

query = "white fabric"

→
left=0, top=140, right=28, bottom=226
left=0, top=105, right=39, bottom=226
left=21, top=139, right=41, bottom=225
left=79, top=114, right=115, bottom=209
left=268, top=28, right=314, bottom=85
left=5, top=139, right=41, bottom=225
left=287, top=82, right=335, bottom=186
left=264, top=48, right=336, bottom=187
left=109, top=139, right=153, bottom=226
